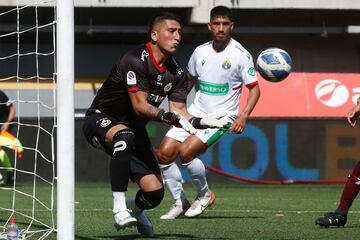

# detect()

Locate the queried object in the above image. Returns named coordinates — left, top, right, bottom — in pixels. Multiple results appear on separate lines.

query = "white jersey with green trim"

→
left=187, top=38, right=258, bottom=117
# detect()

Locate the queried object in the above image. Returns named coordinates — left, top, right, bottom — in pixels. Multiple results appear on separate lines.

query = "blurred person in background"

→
left=0, top=90, right=16, bottom=186
left=315, top=96, right=360, bottom=227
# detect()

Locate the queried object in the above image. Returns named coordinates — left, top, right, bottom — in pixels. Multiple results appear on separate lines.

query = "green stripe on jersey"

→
left=199, top=80, right=229, bottom=96
left=206, top=123, right=231, bottom=146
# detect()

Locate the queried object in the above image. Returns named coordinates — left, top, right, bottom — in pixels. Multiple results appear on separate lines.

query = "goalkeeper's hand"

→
left=191, top=112, right=229, bottom=129
left=173, top=111, right=197, bottom=134
left=157, top=110, right=197, bottom=134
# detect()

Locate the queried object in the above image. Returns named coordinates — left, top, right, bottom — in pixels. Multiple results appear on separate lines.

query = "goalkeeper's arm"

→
left=169, top=101, right=228, bottom=129
left=128, top=91, right=197, bottom=134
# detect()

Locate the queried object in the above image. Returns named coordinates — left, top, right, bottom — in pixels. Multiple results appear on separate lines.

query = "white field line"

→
left=2, top=209, right=360, bottom=214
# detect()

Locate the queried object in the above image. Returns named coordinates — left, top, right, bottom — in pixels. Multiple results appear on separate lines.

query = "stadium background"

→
left=0, top=0, right=360, bottom=182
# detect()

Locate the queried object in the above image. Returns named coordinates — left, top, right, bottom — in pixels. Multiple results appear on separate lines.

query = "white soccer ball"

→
left=256, top=48, right=292, bottom=82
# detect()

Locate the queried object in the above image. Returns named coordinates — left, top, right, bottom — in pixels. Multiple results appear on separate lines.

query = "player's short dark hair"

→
left=148, top=12, right=182, bottom=32
left=210, top=6, right=233, bottom=21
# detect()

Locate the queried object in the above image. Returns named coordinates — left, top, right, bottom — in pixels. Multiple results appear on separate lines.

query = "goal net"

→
left=0, top=0, right=74, bottom=239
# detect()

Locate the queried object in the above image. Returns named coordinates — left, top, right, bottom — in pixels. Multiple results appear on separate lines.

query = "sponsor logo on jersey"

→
left=127, top=71, right=137, bottom=85
left=247, top=67, right=255, bottom=76
left=164, top=83, right=172, bottom=93
left=176, top=67, right=184, bottom=75
left=201, top=59, right=206, bottom=66
left=199, top=80, right=229, bottom=96
left=141, top=50, right=149, bottom=61
left=222, top=60, right=231, bottom=70
left=148, top=94, right=165, bottom=103
left=204, top=129, right=210, bottom=135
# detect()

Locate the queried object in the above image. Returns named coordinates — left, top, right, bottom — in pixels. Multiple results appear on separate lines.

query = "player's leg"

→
left=177, top=135, right=215, bottom=217
left=129, top=174, right=163, bottom=237
left=180, top=119, right=233, bottom=217
left=0, top=148, right=14, bottom=186
left=315, top=160, right=360, bottom=227
left=128, top=140, right=164, bottom=237
left=157, top=129, right=191, bottom=219
left=82, top=112, right=137, bottom=229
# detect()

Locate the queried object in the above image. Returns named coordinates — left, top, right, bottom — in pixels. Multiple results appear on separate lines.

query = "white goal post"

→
left=56, top=0, right=75, bottom=239
left=0, top=0, right=74, bottom=239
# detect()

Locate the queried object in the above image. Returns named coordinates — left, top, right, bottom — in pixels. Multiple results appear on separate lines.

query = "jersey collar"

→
left=146, top=42, right=166, bottom=73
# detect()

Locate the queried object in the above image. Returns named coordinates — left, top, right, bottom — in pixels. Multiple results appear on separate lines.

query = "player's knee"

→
left=112, top=129, right=134, bottom=154
left=178, top=149, right=195, bottom=164
left=135, top=187, right=164, bottom=210
left=156, top=147, right=176, bottom=165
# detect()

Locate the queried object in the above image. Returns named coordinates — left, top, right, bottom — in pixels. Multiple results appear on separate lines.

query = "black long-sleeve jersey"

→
left=89, top=42, right=187, bottom=125
left=0, top=90, right=11, bottom=123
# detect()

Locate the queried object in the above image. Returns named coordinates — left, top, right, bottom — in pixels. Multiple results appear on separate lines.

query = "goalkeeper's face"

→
left=152, top=20, right=182, bottom=54
left=208, top=16, right=233, bottom=43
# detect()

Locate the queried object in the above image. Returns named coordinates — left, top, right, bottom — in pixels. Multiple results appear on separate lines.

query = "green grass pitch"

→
left=1, top=183, right=359, bottom=239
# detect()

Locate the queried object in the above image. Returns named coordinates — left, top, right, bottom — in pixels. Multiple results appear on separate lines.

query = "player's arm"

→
left=347, top=96, right=360, bottom=128
left=129, top=91, right=198, bottom=134
left=168, top=100, right=228, bottom=129
left=1, top=102, right=15, bottom=132
left=128, top=90, right=180, bottom=125
left=168, top=101, right=192, bottom=120
left=232, top=83, right=260, bottom=133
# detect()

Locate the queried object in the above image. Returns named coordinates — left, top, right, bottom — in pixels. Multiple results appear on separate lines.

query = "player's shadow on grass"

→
left=188, top=215, right=264, bottom=220
left=99, top=233, right=196, bottom=239
left=74, top=236, right=99, bottom=240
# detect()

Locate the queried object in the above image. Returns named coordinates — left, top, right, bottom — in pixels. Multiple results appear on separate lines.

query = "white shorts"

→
left=165, top=114, right=236, bottom=146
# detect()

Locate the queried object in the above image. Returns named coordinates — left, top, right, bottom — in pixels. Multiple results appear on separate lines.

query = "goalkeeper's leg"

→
left=128, top=144, right=164, bottom=237
left=0, top=149, right=14, bottom=186
left=127, top=173, right=164, bottom=237
left=110, top=129, right=138, bottom=229
left=82, top=114, right=137, bottom=230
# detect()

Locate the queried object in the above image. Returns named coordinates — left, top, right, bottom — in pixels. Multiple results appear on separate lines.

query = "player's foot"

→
left=315, top=212, right=347, bottom=227
left=6, top=172, right=14, bottom=186
left=114, top=210, right=137, bottom=230
left=160, top=200, right=190, bottom=219
left=132, top=210, right=154, bottom=237
left=185, top=191, right=215, bottom=217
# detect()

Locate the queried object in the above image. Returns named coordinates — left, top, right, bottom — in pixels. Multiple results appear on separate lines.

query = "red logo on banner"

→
left=240, top=73, right=360, bottom=117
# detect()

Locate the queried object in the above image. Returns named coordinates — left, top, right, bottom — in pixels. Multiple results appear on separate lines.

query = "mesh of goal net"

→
left=0, top=1, right=57, bottom=239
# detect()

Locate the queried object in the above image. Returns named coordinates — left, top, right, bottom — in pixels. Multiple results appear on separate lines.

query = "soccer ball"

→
left=256, top=48, right=292, bottom=82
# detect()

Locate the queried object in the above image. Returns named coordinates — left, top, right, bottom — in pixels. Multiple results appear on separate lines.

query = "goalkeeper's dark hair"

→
left=148, top=12, right=182, bottom=34
left=210, top=6, right=233, bottom=21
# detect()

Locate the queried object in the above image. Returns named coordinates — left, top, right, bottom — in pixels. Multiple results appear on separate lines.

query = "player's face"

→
left=208, top=16, right=233, bottom=43
left=153, top=20, right=181, bottom=54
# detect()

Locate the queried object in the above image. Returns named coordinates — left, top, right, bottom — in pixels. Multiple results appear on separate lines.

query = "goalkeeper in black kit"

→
left=82, top=12, right=227, bottom=237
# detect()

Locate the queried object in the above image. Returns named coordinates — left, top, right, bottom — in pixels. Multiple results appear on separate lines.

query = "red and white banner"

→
left=240, top=72, right=360, bottom=117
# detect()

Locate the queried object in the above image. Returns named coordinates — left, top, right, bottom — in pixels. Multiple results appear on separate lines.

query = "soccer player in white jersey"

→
left=156, top=5, right=261, bottom=219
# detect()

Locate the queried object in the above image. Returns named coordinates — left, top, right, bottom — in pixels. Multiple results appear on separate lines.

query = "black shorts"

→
left=82, top=110, right=160, bottom=178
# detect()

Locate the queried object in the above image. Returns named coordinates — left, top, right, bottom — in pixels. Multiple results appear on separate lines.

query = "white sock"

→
left=182, top=158, right=209, bottom=197
left=159, top=162, right=187, bottom=205
left=113, top=192, right=127, bottom=214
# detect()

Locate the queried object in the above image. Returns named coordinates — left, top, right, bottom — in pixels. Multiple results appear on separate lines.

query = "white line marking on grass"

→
left=3, top=209, right=360, bottom=214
